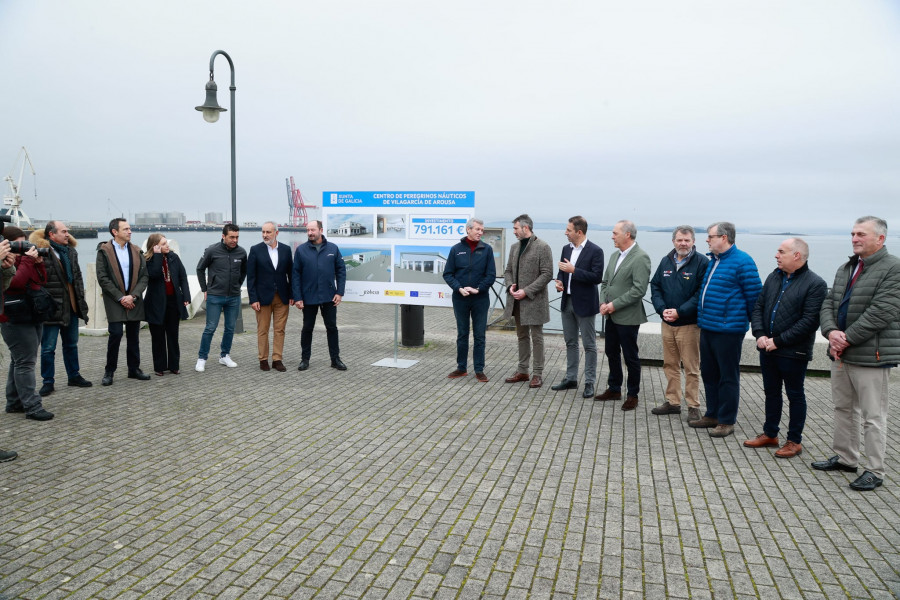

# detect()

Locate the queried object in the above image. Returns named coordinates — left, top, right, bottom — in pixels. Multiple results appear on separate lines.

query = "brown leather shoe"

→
left=505, top=372, right=530, bottom=383
left=621, top=396, right=639, bottom=411
left=259, top=360, right=270, bottom=371
left=775, top=441, right=803, bottom=458
left=594, top=389, right=622, bottom=401
left=743, top=433, right=779, bottom=448
left=529, top=375, right=543, bottom=388
left=447, top=369, right=468, bottom=378
left=475, top=372, right=488, bottom=382
left=271, top=360, right=287, bottom=372
left=688, top=416, right=718, bottom=428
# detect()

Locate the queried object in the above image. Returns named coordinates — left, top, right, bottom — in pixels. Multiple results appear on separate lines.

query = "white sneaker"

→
left=219, top=355, right=238, bottom=368
left=195, top=358, right=206, bottom=372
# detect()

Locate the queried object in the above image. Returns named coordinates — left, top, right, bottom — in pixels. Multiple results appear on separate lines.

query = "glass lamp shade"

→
left=195, top=79, right=226, bottom=123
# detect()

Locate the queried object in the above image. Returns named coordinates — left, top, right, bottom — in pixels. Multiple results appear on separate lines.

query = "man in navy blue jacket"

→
left=443, top=218, right=496, bottom=382
left=692, top=221, right=762, bottom=438
left=248, top=222, right=294, bottom=372
left=649, top=226, right=708, bottom=422
left=551, top=216, right=604, bottom=398
left=292, top=220, right=347, bottom=371
left=745, top=238, right=826, bottom=458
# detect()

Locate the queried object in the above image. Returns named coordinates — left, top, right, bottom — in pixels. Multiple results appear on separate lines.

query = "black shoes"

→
left=68, top=375, right=93, bottom=388
left=26, top=409, right=55, bottom=421
left=127, top=369, right=151, bottom=381
left=582, top=383, right=595, bottom=398
left=331, top=358, right=348, bottom=371
left=0, top=449, right=17, bottom=462
left=39, top=383, right=54, bottom=397
left=101, top=371, right=114, bottom=386
left=297, top=360, right=310, bottom=371
left=551, top=379, right=578, bottom=391
left=811, top=455, right=858, bottom=473
left=849, top=471, right=883, bottom=491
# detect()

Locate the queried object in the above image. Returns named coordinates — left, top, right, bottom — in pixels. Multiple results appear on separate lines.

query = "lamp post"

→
left=195, top=49, right=243, bottom=333
left=195, top=49, right=236, bottom=226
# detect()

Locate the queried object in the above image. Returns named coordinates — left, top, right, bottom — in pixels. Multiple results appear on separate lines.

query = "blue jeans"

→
left=759, top=353, right=808, bottom=443
left=700, top=330, right=744, bottom=425
left=453, top=294, right=489, bottom=373
left=41, top=318, right=82, bottom=384
left=198, top=294, right=241, bottom=360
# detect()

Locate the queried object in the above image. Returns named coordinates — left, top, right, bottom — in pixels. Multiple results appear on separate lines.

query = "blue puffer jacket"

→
left=291, top=237, right=346, bottom=305
left=697, top=244, right=762, bottom=334
left=443, top=238, right=496, bottom=297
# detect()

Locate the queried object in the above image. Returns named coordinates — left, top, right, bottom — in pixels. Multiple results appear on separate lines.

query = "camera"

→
left=9, top=241, right=50, bottom=257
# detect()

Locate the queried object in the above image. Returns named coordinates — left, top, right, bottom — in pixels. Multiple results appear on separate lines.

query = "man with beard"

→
left=247, top=222, right=293, bottom=371
left=196, top=224, right=247, bottom=372
left=649, top=225, right=708, bottom=421
left=501, top=214, right=553, bottom=388
left=292, top=220, right=347, bottom=371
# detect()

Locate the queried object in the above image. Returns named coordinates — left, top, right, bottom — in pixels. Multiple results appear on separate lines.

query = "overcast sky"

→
left=1, top=1, right=899, bottom=231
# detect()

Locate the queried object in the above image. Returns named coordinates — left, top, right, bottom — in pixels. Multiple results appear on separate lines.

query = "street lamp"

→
left=195, top=49, right=236, bottom=226
left=196, top=49, right=243, bottom=333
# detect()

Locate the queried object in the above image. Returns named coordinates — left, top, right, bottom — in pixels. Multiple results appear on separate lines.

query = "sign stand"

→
left=372, top=304, right=418, bottom=368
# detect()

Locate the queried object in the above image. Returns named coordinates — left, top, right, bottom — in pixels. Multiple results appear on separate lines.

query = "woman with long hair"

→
left=143, top=234, right=191, bottom=375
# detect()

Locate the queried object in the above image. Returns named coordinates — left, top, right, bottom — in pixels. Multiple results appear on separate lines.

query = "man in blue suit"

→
left=247, top=222, right=294, bottom=372
left=552, top=216, right=605, bottom=398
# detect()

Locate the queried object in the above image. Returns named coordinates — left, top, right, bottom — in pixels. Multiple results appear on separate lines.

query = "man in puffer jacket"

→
left=690, top=221, right=762, bottom=438
left=744, top=238, right=826, bottom=459
left=30, top=222, right=92, bottom=397
left=813, top=216, right=900, bottom=492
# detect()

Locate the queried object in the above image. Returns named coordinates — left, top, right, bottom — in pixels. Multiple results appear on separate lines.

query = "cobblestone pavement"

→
left=1, top=303, right=898, bottom=599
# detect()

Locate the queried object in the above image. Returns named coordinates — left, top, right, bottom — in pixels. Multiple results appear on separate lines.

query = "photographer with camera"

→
left=0, top=226, right=54, bottom=421
left=0, top=234, right=20, bottom=461
left=30, top=221, right=92, bottom=396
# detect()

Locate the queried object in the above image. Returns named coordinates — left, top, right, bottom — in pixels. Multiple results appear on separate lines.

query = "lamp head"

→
left=195, top=78, right=226, bottom=123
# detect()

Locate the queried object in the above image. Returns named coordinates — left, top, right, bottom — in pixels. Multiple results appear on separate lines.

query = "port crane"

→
left=285, top=176, right=318, bottom=227
left=2, top=146, right=36, bottom=227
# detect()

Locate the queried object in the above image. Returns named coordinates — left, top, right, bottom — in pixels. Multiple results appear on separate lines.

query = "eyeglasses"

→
left=706, top=234, right=725, bottom=241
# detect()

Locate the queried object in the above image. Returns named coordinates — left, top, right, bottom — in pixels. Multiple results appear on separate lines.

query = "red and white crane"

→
left=285, top=176, right=318, bottom=227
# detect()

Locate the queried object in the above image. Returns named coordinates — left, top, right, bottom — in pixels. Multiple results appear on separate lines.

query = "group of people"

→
left=447, top=214, right=898, bottom=492
left=1, top=214, right=896, bottom=493
left=0, top=217, right=348, bottom=464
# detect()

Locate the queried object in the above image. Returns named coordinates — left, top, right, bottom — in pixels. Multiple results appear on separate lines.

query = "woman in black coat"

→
left=144, top=234, right=191, bottom=375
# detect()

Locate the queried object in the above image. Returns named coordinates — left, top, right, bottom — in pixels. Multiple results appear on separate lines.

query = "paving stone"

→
left=0, top=303, right=896, bottom=599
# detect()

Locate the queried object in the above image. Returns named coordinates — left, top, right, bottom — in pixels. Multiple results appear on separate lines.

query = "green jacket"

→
left=820, top=246, right=900, bottom=366
left=600, top=243, right=651, bottom=326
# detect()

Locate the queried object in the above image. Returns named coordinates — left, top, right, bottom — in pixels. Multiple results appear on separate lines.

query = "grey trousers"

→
left=831, top=362, right=890, bottom=478
left=1, top=321, right=45, bottom=416
left=560, top=303, right=597, bottom=384
left=515, top=321, right=545, bottom=376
